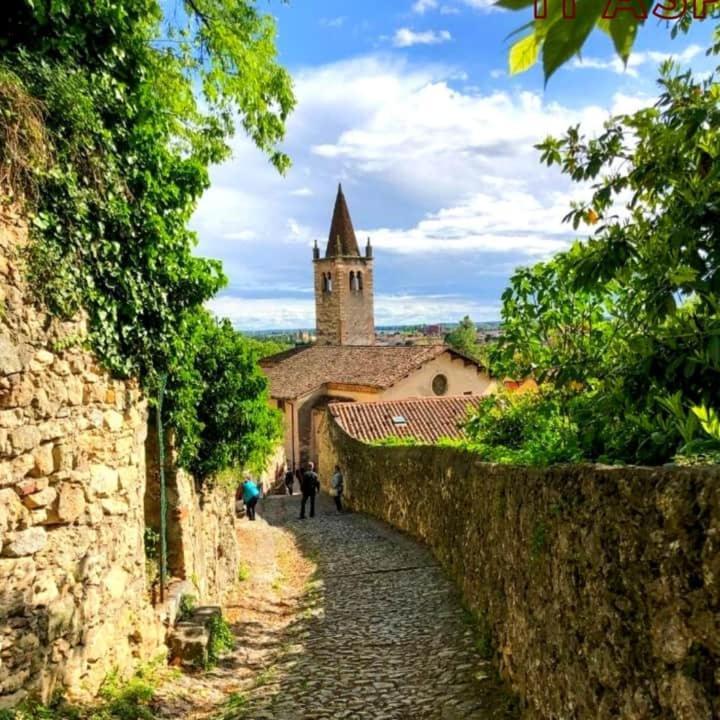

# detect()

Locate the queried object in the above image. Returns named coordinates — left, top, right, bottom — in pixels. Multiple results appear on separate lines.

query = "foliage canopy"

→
left=486, top=59, right=720, bottom=464
left=0, top=0, right=292, bottom=477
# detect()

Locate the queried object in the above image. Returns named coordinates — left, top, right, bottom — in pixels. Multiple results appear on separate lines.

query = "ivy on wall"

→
left=0, top=0, right=291, bottom=477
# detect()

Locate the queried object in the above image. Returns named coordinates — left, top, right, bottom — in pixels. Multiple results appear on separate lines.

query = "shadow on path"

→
left=214, top=493, right=519, bottom=720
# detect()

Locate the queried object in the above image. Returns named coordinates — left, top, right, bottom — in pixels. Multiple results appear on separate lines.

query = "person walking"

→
left=241, top=474, right=261, bottom=521
left=299, top=462, right=320, bottom=520
left=331, top=464, right=344, bottom=513
left=284, top=464, right=295, bottom=495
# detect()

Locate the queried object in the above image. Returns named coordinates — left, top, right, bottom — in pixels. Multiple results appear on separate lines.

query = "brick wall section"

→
left=0, top=209, right=164, bottom=706
left=322, top=415, right=720, bottom=720
left=314, top=257, right=374, bottom=346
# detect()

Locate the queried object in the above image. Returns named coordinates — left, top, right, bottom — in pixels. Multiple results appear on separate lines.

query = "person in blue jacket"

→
left=240, top=474, right=261, bottom=521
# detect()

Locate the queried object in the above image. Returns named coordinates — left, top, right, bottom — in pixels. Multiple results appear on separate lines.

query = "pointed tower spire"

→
left=325, top=183, right=360, bottom=257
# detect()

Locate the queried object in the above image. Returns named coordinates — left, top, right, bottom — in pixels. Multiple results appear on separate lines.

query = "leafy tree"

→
left=0, top=0, right=294, bottom=477
left=501, top=0, right=716, bottom=81
left=491, top=59, right=720, bottom=463
left=445, top=316, right=481, bottom=359
left=169, top=311, right=282, bottom=480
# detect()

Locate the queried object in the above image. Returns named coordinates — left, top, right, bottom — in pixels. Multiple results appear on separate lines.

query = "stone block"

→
left=104, top=566, right=129, bottom=599
left=89, top=465, right=118, bottom=497
left=168, top=622, right=209, bottom=668
left=0, top=488, right=31, bottom=532
left=65, top=376, right=84, bottom=406
left=100, top=498, right=129, bottom=516
left=52, top=359, right=71, bottom=377
left=52, top=444, right=74, bottom=472
left=13, top=453, right=35, bottom=478
left=23, top=486, right=57, bottom=510
left=104, top=409, right=124, bottom=432
left=2, top=527, right=47, bottom=557
left=10, top=425, right=40, bottom=454
left=33, top=350, right=55, bottom=366
left=117, top=466, right=137, bottom=491
left=56, top=484, right=85, bottom=524
left=83, top=626, right=111, bottom=662
left=29, top=443, right=55, bottom=478
left=0, top=335, right=22, bottom=375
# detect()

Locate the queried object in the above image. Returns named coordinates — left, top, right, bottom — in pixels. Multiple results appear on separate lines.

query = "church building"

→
left=260, top=185, right=495, bottom=468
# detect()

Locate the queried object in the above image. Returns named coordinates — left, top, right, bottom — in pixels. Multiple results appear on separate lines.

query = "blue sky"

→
left=192, top=2, right=714, bottom=330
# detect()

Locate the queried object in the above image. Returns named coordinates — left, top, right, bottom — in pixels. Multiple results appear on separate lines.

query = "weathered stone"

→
left=22, top=486, right=57, bottom=510
left=33, top=350, right=55, bottom=366
left=100, top=498, right=128, bottom=515
left=10, top=425, right=41, bottom=454
left=83, top=626, right=111, bottom=662
left=117, top=466, right=137, bottom=491
left=103, top=409, right=124, bottom=432
left=89, top=464, right=118, bottom=497
left=65, top=376, right=84, bottom=406
left=168, top=622, right=209, bottom=668
left=56, top=483, right=85, bottom=523
left=104, top=566, right=129, bottom=599
left=2, top=527, right=47, bottom=557
left=29, top=443, right=55, bottom=478
left=0, top=488, right=30, bottom=532
left=0, top=335, right=22, bottom=375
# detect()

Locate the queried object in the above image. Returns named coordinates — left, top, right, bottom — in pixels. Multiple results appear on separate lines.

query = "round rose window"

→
left=432, top=373, right=448, bottom=396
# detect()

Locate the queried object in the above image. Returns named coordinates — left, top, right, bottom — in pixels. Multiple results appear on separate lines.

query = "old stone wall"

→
left=323, top=416, right=720, bottom=720
left=0, top=209, right=164, bottom=706
left=144, top=429, right=240, bottom=606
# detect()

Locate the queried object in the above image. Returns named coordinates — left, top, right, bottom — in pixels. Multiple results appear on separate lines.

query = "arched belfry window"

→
left=327, top=272, right=333, bottom=293
left=357, top=271, right=363, bottom=291
left=322, top=274, right=328, bottom=293
left=349, top=271, right=356, bottom=291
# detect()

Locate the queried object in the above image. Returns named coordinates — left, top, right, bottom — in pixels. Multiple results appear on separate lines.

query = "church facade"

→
left=260, top=185, right=496, bottom=468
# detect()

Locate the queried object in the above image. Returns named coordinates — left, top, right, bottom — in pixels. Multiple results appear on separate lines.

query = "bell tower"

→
left=314, top=184, right=375, bottom=346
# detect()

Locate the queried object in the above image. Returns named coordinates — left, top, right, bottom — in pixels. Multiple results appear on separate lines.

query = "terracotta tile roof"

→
left=329, top=396, right=481, bottom=443
left=325, top=184, right=360, bottom=257
left=260, top=344, right=455, bottom=400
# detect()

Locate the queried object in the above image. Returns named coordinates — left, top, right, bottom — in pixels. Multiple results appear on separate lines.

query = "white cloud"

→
left=462, top=0, right=499, bottom=11
left=392, top=28, right=452, bottom=47
left=490, top=68, right=505, bottom=79
left=192, top=54, right=651, bottom=330
left=361, top=189, right=577, bottom=256
left=290, top=187, right=314, bottom=197
left=412, top=0, right=438, bottom=13
left=320, top=16, right=345, bottom=28
left=571, top=43, right=704, bottom=77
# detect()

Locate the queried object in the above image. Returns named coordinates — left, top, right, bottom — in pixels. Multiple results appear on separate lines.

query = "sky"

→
left=192, top=2, right=715, bottom=331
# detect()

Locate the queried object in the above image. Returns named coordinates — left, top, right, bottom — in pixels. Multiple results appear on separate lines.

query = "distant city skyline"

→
left=192, top=1, right=714, bottom=331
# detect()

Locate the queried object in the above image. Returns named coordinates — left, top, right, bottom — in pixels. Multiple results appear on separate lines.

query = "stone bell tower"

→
left=313, top=184, right=375, bottom=346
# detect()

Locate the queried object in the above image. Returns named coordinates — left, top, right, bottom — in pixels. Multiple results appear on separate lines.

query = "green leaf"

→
left=509, top=33, right=540, bottom=75
left=496, top=0, right=535, bottom=7
left=609, top=12, right=639, bottom=63
left=542, top=0, right=604, bottom=82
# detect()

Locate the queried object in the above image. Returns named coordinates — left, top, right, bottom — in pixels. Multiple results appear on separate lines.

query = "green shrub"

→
left=206, top=615, right=235, bottom=668
left=460, top=389, right=582, bottom=466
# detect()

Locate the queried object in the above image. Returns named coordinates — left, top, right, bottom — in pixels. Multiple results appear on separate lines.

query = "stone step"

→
left=167, top=605, right=223, bottom=667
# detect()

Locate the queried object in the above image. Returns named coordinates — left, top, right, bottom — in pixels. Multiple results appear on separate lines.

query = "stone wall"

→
left=144, top=429, right=240, bottom=605
left=0, top=209, right=164, bottom=706
left=323, top=416, right=720, bottom=720
left=0, top=208, right=245, bottom=707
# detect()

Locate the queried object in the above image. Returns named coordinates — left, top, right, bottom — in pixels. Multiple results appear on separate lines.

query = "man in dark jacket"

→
left=299, top=462, right=320, bottom=520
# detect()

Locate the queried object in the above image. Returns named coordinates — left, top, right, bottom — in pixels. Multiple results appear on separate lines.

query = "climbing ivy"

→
left=0, top=1, right=293, bottom=477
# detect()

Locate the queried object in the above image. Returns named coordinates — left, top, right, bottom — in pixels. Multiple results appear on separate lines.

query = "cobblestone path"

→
left=219, top=493, right=518, bottom=720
